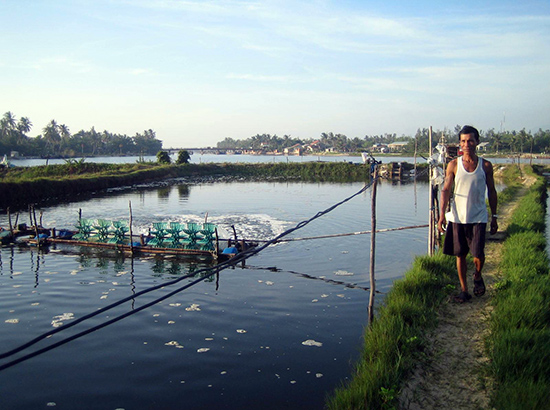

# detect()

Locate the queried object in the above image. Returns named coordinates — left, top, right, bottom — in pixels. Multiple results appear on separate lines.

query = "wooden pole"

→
left=129, top=201, right=134, bottom=254
left=215, top=228, right=219, bottom=259
left=428, top=126, right=434, bottom=256
left=368, top=165, right=378, bottom=326
left=7, top=207, right=13, bottom=236
left=32, top=205, right=40, bottom=248
left=414, top=134, right=418, bottom=177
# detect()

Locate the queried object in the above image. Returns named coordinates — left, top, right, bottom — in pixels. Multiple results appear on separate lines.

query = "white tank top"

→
left=446, top=157, right=488, bottom=224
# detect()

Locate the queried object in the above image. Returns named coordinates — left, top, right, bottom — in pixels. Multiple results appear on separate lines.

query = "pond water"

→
left=0, top=178, right=431, bottom=409
left=8, top=152, right=546, bottom=168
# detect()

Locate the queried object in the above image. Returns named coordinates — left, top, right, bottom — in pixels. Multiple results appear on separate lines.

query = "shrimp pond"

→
left=0, top=177, right=430, bottom=409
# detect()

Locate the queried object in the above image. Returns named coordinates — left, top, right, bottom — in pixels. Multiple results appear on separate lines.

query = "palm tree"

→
left=492, top=133, right=502, bottom=154
left=2, top=112, right=16, bottom=130
left=17, top=117, right=32, bottom=135
left=43, top=120, right=61, bottom=154
left=1, top=111, right=17, bottom=138
left=58, top=124, right=71, bottom=153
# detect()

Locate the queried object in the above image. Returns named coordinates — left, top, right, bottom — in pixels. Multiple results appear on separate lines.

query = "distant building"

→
left=477, top=142, right=490, bottom=152
left=304, top=140, right=322, bottom=152
left=387, top=141, right=409, bottom=152
left=284, top=144, right=303, bottom=155
left=371, top=144, right=389, bottom=153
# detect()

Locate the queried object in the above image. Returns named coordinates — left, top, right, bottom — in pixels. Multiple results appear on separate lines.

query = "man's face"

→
left=459, top=133, right=478, bottom=155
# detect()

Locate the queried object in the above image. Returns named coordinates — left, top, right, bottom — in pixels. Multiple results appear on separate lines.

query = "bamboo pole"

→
left=7, top=207, right=13, bottom=236
left=414, top=134, right=418, bottom=177
left=428, top=126, right=434, bottom=256
left=368, top=165, right=378, bottom=326
left=32, top=205, right=40, bottom=248
left=129, top=201, right=134, bottom=254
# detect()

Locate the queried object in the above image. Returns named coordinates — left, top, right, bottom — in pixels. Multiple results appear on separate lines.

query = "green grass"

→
left=0, top=161, right=390, bottom=211
left=326, top=254, right=456, bottom=409
left=486, top=168, right=550, bottom=409
left=325, top=165, right=548, bottom=409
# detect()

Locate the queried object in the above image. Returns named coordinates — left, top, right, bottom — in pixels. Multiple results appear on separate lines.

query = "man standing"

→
left=437, top=125, right=498, bottom=303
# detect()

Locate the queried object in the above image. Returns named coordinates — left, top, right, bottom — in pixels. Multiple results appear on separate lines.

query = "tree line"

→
left=0, top=111, right=163, bottom=157
left=217, top=126, right=550, bottom=154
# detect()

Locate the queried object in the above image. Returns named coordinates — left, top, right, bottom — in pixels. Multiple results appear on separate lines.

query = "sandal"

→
left=452, top=291, right=472, bottom=303
left=473, top=275, right=486, bottom=297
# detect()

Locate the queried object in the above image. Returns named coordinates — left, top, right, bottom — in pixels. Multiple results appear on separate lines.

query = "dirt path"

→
left=397, top=173, right=536, bottom=410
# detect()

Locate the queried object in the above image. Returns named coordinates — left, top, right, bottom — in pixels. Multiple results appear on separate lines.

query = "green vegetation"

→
left=176, top=150, right=191, bottom=164
left=217, top=127, right=550, bottom=155
left=0, top=111, right=162, bottom=157
left=3, top=110, right=550, bottom=158
left=156, top=150, right=172, bottom=164
left=326, top=254, right=457, bottom=409
left=487, top=169, right=550, bottom=409
left=0, top=161, right=387, bottom=211
left=326, top=165, right=548, bottom=409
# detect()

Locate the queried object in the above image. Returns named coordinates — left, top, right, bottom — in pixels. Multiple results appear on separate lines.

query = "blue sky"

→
left=2, top=0, right=549, bottom=148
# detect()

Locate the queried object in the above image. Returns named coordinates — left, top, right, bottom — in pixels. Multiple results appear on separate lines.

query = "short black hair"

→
left=459, top=125, right=480, bottom=142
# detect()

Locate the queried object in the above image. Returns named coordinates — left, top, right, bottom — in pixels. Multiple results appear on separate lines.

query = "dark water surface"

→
left=0, top=180, right=430, bottom=409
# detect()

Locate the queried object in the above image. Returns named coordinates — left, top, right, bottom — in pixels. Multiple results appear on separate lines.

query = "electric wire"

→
left=0, top=177, right=377, bottom=371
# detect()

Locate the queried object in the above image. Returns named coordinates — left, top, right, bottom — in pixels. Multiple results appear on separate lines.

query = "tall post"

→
left=368, top=165, right=378, bottom=326
left=428, top=126, right=434, bottom=255
left=129, top=201, right=134, bottom=254
left=7, top=207, right=13, bottom=236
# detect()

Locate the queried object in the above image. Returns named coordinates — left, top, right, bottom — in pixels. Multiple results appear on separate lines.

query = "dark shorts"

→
left=443, top=222, right=486, bottom=258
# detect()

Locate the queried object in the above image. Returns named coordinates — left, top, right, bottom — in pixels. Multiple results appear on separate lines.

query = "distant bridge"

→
left=165, top=148, right=242, bottom=155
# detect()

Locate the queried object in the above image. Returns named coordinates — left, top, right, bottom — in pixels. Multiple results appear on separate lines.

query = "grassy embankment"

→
left=0, top=161, right=370, bottom=210
left=326, top=165, right=549, bottom=409
left=0, top=161, right=428, bottom=211
left=487, top=165, right=550, bottom=409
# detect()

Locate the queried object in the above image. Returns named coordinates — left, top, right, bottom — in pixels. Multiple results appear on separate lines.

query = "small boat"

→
left=18, top=219, right=255, bottom=261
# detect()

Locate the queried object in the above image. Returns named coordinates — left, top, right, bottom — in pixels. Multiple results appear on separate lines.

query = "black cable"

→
left=0, top=178, right=377, bottom=370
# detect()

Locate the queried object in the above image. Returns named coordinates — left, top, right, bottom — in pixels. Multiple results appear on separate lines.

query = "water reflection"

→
left=178, top=184, right=191, bottom=200
left=157, top=186, right=171, bottom=201
left=10, top=246, right=221, bottom=289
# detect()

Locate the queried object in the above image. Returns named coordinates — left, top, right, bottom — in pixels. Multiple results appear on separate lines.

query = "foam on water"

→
left=129, top=212, right=290, bottom=242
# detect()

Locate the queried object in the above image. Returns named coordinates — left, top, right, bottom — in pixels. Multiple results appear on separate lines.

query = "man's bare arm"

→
left=484, top=160, right=498, bottom=234
left=438, top=160, right=456, bottom=233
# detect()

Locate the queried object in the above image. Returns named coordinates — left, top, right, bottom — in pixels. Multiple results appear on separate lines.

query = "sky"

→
left=2, top=0, right=550, bottom=148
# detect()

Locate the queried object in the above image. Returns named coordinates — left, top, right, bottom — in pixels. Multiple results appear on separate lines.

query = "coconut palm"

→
left=43, top=120, right=61, bottom=154
left=1, top=111, right=17, bottom=138
left=2, top=112, right=16, bottom=130
left=17, top=117, right=32, bottom=135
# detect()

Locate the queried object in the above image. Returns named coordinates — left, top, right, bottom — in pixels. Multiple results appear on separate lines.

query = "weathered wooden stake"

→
left=7, top=207, right=13, bottom=235
left=368, top=165, right=378, bottom=326
left=129, top=201, right=134, bottom=254
left=428, top=126, right=434, bottom=256
left=32, top=205, right=40, bottom=248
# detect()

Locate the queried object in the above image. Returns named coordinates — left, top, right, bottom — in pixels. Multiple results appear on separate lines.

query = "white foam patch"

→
left=302, top=339, right=323, bottom=347
left=132, top=213, right=291, bottom=242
